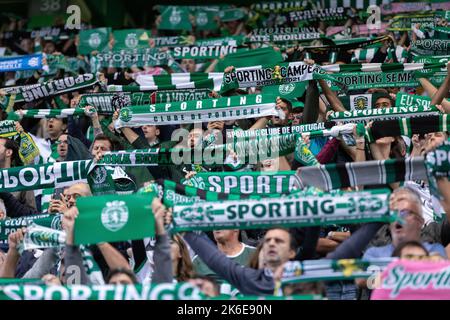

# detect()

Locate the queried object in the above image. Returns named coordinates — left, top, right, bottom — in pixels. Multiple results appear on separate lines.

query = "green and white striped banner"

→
left=327, top=105, right=440, bottom=123
left=114, top=94, right=282, bottom=127
left=173, top=189, right=393, bottom=232
left=0, top=283, right=204, bottom=300
left=113, top=72, right=223, bottom=92
left=15, top=108, right=85, bottom=119
left=296, top=157, right=427, bottom=191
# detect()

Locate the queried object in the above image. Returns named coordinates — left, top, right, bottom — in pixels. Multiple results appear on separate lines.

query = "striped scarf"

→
left=296, top=157, right=427, bottom=191
left=327, top=105, right=440, bottom=123
left=351, top=46, right=409, bottom=63
left=366, top=115, right=450, bottom=143
left=16, top=108, right=85, bottom=119
left=322, top=62, right=444, bottom=73
left=280, top=258, right=393, bottom=285
left=172, top=188, right=394, bottom=232
left=128, top=72, right=223, bottom=91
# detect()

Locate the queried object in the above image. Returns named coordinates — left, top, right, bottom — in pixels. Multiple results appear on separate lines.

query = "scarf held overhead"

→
left=172, top=189, right=393, bottom=232
left=114, top=94, right=283, bottom=127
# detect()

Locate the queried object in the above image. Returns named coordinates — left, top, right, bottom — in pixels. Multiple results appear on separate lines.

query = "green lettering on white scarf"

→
left=173, top=189, right=393, bottom=232
left=114, top=94, right=282, bottom=127
left=0, top=283, right=203, bottom=300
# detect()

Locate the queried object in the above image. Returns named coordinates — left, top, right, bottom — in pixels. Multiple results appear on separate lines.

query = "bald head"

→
left=64, top=183, right=92, bottom=207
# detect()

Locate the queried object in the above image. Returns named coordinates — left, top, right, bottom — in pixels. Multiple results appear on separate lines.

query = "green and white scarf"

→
left=286, top=7, right=347, bottom=22
left=0, top=160, right=92, bottom=193
left=114, top=94, right=282, bottom=127
left=113, top=72, right=223, bottom=92
left=79, top=245, right=106, bottom=285
left=94, top=49, right=171, bottom=68
left=2, top=74, right=98, bottom=104
left=395, top=92, right=431, bottom=108
left=221, top=62, right=337, bottom=93
left=366, top=115, right=450, bottom=143
left=170, top=45, right=237, bottom=60
left=413, top=55, right=450, bottom=86
left=74, top=194, right=155, bottom=245
left=184, top=171, right=299, bottom=195
left=22, top=224, right=66, bottom=250
left=327, top=105, right=440, bottom=123
left=0, top=120, right=18, bottom=138
left=112, top=29, right=151, bottom=51
left=280, top=258, right=393, bottom=285
left=78, top=28, right=111, bottom=55
left=173, top=189, right=393, bottom=232
left=296, top=157, right=427, bottom=191
left=411, top=39, right=450, bottom=56
left=0, top=214, right=61, bottom=241
left=0, top=283, right=203, bottom=300
left=15, top=108, right=85, bottom=119
left=151, top=89, right=211, bottom=103
left=424, top=140, right=450, bottom=201
left=323, top=62, right=444, bottom=73
left=247, top=29, right=323, bottom=43
left=226, top=122, right=327, bottom=139
left=328, top=71, right=419, bottom=90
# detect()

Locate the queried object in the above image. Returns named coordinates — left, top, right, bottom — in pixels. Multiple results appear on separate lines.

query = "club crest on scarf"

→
left=125, top=33, right=139, bottom=49
left=279, top=83, right=295, bottom=95
left=354, top=96, right=369, bottom=110
left=92, top=166, right=108, bottom=184
left=101, top=200, right=129, bottom=232
left=119, top=108, right=132, bottom=122
left=88, top=33, right=102, bottom=49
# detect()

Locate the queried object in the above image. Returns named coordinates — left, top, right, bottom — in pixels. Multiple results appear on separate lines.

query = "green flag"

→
left=113, top=29, right=151, bottom=50
left=74, top=194, right=155, bottom=245
left=216, top=47, right=283, bottom=72
left=159, top=6, right=192, bottom=31
left=78, top=28, right=111, bottom=55
left=194, top=10, right=219, bottom=31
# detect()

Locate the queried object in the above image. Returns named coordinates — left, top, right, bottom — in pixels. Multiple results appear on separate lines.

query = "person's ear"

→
left=288, top=249, right=296, bottom=260
left=5, top=149, right=12, bottom=158
left=156, top=128, right=160, bottom=136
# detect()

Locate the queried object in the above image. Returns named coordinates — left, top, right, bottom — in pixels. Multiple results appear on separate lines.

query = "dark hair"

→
left=375, top=94, right=394, bottom=108
left=265, top=227, right=298, bottom=252
left=93, top=134, right=114, bottom=151
left=392, top=240, right=429, bottom=258
left=280, top=98, right=293, bottom=113
left=0, top=137, right=20, bottom=166
left=106, top=268, right=138, bottom=284
left=190, top=274, right=220, bottom=296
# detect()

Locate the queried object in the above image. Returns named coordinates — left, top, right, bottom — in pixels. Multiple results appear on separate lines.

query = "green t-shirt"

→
left=192, top=243, right=256, bottom=284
